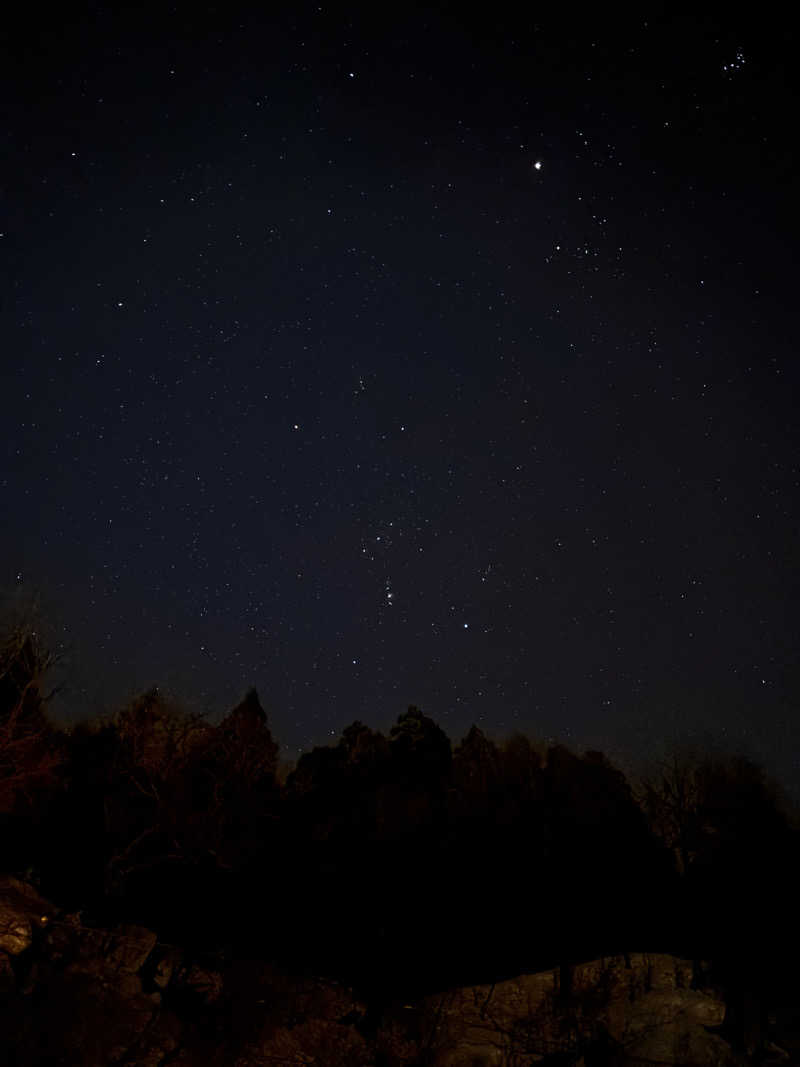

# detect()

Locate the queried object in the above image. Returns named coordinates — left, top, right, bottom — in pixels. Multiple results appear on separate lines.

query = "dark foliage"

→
left=1, top=628, right=798, bottom=1024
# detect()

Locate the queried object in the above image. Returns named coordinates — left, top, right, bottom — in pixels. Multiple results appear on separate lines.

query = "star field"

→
left=2, top=9, right=798, bottom=790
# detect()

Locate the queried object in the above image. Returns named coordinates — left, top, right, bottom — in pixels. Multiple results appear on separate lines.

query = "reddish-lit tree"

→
left=0, top=625, right=62, bottom=813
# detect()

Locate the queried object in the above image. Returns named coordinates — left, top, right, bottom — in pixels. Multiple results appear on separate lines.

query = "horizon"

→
left=3, top=9, right=798, bottom=811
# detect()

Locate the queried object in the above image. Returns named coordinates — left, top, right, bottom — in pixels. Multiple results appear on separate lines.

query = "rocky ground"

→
left=1, top=874, right=796, bottom=1065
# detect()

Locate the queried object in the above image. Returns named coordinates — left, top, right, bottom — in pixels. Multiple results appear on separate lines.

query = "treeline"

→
left=2, top=626, right=798, bottom=1002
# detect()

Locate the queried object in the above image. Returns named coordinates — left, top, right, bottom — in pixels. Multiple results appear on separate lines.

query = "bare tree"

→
left=0, top=618, right=64, bottom=812
left=634, top=749, right=704, bottom=877
left=104, top=687, right=215, bottom=890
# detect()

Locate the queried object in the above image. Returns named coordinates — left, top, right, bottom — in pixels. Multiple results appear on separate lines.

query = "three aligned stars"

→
left=359, top=524, right=472, bottom=630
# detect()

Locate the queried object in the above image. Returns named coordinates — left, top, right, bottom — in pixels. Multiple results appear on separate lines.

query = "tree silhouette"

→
left=636, top=750, right=704, bottom=877
left=0, top=624, right=62, bottom=814
left=452, top=724, right=501, bottom=818
left=104, top=687, right=214, bottom=894
left=389, top=705, right=451, bottom=783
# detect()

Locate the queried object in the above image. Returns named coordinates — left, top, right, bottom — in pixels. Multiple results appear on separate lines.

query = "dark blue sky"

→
left=2, top=7, right=798, bottom=789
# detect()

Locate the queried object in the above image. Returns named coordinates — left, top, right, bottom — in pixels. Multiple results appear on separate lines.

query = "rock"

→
left=0, top=910, right=31, bottom=956
left=105, top=924, right=157, bottom=974
left=279, top=975, right=365, bottom=1023
left=0, top=895, right=753, bottom=1067
left=253, top=1018, right=370, bottom=1066
left=59, top=920, right=157, bottom=985
left=223, top=961, right=366, bottom=1029
left=31, top=969, right=161, bottom=1066
left=622, top=990, right=743, bottom=1065
left=122, top=1008, right=182, bottom=1067
left=182, top=963, right=223, bottom=1004
left=419, top=954, right=739, bottom=1067
left=47, top=912, right=82, bottom=961
left=152, top=945, right=183, bottom=989
left=0, top=876, right=52, bottom=955
left=420, top=970, right=556, bottom=1066
left=375, top=1017, right=421, bottom=1066
left=1, top=907, right=179, bottom=1066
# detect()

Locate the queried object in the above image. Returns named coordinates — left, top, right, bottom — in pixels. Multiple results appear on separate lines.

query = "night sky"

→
left=3, top=9, right=798, bottom=787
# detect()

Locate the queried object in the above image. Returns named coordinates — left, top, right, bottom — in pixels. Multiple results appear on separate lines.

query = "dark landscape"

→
left=2, top=622, right=799, bottom=1064
left=3, top=5, right=799, bottom=1063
